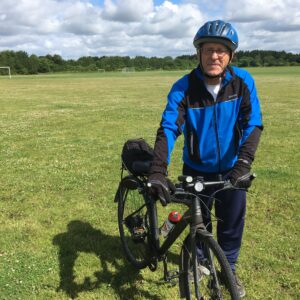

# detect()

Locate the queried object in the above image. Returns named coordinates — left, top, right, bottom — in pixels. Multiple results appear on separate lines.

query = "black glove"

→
left=147, top=173, right=175, bottom=206
left=229, top=159, right=252, bottom=189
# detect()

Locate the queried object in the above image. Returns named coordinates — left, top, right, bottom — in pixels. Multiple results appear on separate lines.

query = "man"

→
left=148, top=20, right=263, bottom=297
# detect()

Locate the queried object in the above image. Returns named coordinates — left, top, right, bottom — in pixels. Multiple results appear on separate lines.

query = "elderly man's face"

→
left=198, top=42, right=231, bottom=78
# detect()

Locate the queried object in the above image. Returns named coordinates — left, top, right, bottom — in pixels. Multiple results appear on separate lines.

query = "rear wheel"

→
left=117, top=180, right=153, bottom=269
left=181, top=234, right=240, bottom=300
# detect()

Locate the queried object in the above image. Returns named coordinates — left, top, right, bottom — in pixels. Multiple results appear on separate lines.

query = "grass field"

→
left=0, top=67, right=299, bottom=299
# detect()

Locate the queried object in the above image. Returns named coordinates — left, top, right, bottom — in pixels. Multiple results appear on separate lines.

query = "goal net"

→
left=121, top=67, right=135, bottom=73
left=0, top=66, right=11, bottom=78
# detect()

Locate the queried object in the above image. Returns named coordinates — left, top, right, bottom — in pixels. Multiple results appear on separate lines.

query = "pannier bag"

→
left=121, top=138, right=154, bottom=175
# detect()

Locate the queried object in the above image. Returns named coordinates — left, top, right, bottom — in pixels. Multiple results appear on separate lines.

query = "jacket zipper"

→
left=190, top=132, right=194, bottom=156
left=213, top=99, right=221, bottom=173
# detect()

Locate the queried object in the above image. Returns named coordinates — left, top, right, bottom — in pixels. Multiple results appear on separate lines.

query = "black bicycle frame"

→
left=145, top=191, right=211, bottom=259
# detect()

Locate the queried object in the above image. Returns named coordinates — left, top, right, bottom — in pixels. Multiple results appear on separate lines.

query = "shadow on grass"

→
left=53, top=220, right=167, bottom=299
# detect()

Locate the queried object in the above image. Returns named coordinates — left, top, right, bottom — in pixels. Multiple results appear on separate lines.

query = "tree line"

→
left=0, top=50, right=299, bottom=75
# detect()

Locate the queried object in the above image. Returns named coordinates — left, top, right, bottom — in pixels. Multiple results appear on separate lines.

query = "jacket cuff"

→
left=149, top=162, right=168, bottom=176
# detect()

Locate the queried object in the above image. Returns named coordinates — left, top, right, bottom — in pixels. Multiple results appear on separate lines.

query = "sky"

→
left=0, top=0, right=299, bottom=59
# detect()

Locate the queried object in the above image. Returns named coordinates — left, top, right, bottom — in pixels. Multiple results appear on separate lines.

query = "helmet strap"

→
left=204, top=72, right=224, bottom=79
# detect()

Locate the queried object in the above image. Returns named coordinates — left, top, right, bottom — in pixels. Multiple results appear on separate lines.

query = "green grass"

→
left=0, top=67, right=299, bottom=299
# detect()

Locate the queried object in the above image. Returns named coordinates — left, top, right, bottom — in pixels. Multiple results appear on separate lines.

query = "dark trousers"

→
left=183, top=164, right=246, bottom=271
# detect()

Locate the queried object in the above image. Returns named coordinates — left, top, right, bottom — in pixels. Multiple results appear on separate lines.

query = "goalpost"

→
left=0, top=66, right=11, bottom=79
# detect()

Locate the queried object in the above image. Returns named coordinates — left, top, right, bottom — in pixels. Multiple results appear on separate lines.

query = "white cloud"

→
left=102, top=0, right=154, bottom=22
left=222, top=0, right=300, bottom=52
left=0, top=0, right=299, bottom=59
left=224, top=0, right=279, bottom=22
left=129, top=2, right=203, bottom=39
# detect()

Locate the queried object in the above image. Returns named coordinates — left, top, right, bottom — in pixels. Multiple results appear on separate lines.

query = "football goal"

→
left=0, top=66, right=11, bottom=78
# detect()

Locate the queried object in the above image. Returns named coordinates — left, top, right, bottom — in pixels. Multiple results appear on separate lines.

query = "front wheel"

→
left=181, top=234, right=240, bottom=300
left=117, top=178, right=153, bottom=269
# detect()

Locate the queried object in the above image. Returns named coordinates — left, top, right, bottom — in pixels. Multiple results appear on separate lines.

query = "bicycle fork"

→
left=191, top=195, right=205, bottom=300
left=179, top=195, right=212, bottom=299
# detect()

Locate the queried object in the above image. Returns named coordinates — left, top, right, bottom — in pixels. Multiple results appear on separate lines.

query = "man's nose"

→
left=211, top=51, right=219, bottom=59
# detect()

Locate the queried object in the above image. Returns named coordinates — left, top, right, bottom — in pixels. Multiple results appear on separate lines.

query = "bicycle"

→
left=115, top=158, right=253, bottom=299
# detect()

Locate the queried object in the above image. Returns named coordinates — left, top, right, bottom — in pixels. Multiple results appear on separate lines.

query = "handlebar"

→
left=177, top=175, right=228, bottom=192
left=147, top=173, right=256, bottom=206
left=177, top=173, right=256, bottom=190
left=170, top=173, right=256, bottom=206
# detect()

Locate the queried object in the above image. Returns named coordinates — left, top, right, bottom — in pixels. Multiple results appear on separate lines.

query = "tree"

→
left=0, top=50, right=299, bottom=74
left=263, top=55, right=277, bottom=66
left=28, top=54, right=39, bottom=74
left=38, top=57, right=51, bottom=73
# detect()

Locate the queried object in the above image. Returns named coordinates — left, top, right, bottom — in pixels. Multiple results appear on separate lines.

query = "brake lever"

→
left=223, top=180, right=234, bottom=189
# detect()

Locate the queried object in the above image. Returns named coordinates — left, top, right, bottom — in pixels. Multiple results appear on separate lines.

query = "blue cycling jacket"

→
left=151, top=66, right=263, bottom=174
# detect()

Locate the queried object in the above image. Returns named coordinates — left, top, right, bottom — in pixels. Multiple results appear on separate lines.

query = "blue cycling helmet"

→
left=193, top=20, right=238, bottom=51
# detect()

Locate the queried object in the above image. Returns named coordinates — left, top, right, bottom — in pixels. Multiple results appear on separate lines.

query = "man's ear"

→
left=196, top=48, right=201, bottom=61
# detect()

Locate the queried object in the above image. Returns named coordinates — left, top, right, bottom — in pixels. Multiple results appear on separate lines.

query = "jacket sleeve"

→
left=150, top=75, right=188, bottom=175
left=238, top=72, right=263, bottom=164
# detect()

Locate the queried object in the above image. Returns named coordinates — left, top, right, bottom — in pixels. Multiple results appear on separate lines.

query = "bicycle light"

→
left=186, top=176, right=193, bottom=183
left=194, top=182, right=204, bottom=192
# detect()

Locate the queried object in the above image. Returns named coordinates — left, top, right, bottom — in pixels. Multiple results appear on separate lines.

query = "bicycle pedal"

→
left=132, top=226, right=146, bottom=243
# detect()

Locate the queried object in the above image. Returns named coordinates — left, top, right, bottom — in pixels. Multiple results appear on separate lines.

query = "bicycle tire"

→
left=181, top=233, right=240, bottom=300
left=117, top=181, right=153, bottom=269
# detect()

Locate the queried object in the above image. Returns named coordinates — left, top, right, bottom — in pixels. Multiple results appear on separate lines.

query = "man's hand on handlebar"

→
left=147, top=173, right=175, bottom=206
left=228, top=159, right=254, bottom=189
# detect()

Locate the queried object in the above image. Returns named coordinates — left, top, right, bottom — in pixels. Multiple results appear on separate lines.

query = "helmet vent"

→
left=208, top=23, right=212, bottom=33
left=220, top=24, right=226, bottom=34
